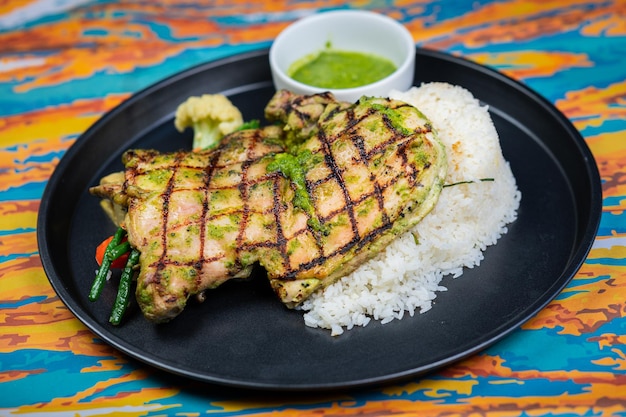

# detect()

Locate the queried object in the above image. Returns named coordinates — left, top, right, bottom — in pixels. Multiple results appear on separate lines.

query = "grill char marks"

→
left=263, top=91, right=446, bottom=306
left=99, top=91, right=446, bottom=322
left=194, top=150, right=221, bottom=288
left=122, top=126, right=286, bottom=321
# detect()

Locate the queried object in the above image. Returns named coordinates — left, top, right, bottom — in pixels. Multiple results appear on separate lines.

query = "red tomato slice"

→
left=95, top=235, right=129, bottom=269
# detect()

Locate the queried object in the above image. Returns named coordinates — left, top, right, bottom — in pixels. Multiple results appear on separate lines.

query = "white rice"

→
left=299, top=82, right=522, bottom=335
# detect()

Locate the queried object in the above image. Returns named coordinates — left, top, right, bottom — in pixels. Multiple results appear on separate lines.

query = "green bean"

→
left=89, top=227, right=126, bottom=302
left=109, top=249, right=140, bottom=325
left=109, top=241, right=131, bottom=260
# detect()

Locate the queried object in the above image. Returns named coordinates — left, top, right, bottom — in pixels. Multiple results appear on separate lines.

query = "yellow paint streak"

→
left=14, top=369, right=180, bottom=416
left=0, top=201, right=38, bottom=231
left=0, top=94, right=127, bottom=147
left=585, top=129, right=626, bottom=200
left=384, top=377, right=477, bottom=397
left=0, top=1, right=624, bottom=415
left=557, top=81, right=626, bottom=131
left=0, top=95, right=127, bottom=193
left=0, top=0, right=38, bottom=15
left=592, top=245, right=626, bottom=260
left=469, top=50, right=593, bottom=80
left=406, top=0, right=616, bottom=49
left=0, top=256, right=89, bottom=354
left=582, top=2, right=626, bottom=36
left=522, top=256, right=626, bottom=337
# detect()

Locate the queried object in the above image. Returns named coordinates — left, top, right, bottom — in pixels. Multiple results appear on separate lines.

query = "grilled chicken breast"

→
left=90, top=90, right=447, bottom=323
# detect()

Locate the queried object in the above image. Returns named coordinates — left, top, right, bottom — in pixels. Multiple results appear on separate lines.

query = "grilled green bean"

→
left=89, top=227, right=126, bottom=302
left=109, top=249, right=140, bottom=325
left=108, top=241, right=131, bottom=261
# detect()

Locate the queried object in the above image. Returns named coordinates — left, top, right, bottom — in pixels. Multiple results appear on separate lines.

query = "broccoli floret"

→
left=174, top=94, right=243, bottom=151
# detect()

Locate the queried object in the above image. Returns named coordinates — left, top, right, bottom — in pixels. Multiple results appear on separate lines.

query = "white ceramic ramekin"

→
left=269, top=10, right=415, bottom=102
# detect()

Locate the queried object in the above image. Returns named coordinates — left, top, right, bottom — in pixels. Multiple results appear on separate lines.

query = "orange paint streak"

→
left=0, top=256, right=87, bottom=354
left=556, top=81, right=626, bottom=131
left=592, top=347, right=626, bottom=371
left=523, top=257, right=626, bottom=336
left=0, top=94, right=126, bottom=147
left=411, top=0, right=618, bottom=52
left=205, top=377, right=626, bottom=417
left=0, top=0, right=37, bottom=15
left=0, top=17, right=177, bottom=91
left=225, top=22, right=288, bottom=45
left=0, top=95, right=127, bottom=193
left=0, top=231, right=36, bottom=259
left=0, top=1, right=361, bottom=92
left=0, top=0, right=619, bottom=97
left=552, top=80, right=626, bottom=205
left=0, top=368, right=44, bottom=385
left=469, top=50, right=593, bottom=80
left=0, top=201, right=39, bottom=231
left=12, top=368, right=180, bottom=416
left=167, top=354, right=626, bottom=417
left=414, top=355, right=626, bottom=416
left=0, top=162, right=55, bottom=195
left=0, top=2, right=623, bottom=415
left=582, top=2, right=626, bottom=36
left=589, top=132, right=626, bottom=202
left=0, top=252, right=133, bottom=358
left=592, top=333, right=626, bottom=351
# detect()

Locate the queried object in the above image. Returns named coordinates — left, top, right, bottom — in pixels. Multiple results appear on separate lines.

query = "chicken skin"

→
left=90, top=91, right=447, bottom=323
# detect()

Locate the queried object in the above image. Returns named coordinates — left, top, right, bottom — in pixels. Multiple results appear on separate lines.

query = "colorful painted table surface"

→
left=1, top=0, right=624, bottom=415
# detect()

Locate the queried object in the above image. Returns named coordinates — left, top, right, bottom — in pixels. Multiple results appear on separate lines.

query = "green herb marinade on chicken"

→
left=90, top=90, right=447, bottom=323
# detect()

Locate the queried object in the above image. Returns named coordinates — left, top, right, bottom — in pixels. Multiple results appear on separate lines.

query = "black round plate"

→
left=37, top=48, right=601, bottom=391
